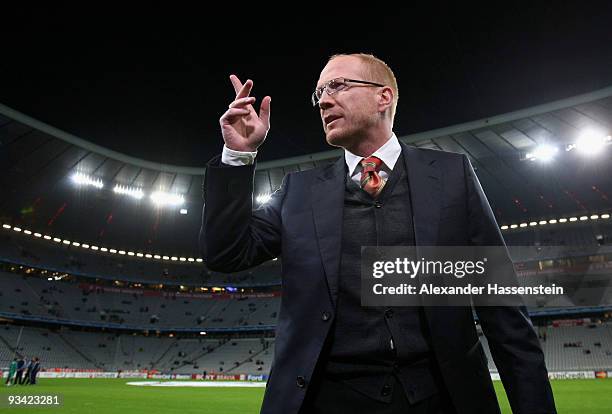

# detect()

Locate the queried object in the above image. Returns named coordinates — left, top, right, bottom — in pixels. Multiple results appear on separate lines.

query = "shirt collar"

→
left=344, top=133, right=402, bottom=176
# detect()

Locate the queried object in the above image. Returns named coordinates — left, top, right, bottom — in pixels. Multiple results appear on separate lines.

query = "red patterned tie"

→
left=360, top=156, right=385, bottom=198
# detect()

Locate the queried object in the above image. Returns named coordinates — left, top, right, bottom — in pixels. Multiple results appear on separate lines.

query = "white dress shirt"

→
left=343, top=133, right=401, bottom=187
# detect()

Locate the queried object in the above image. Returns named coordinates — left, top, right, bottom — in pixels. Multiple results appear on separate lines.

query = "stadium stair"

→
left=57, top=331, right=103, bottom=370
left=151, top=337, right=179, bottom=369
left=225, top=346, right=268, bottom=374
left=0, top=332, right=22, bottom=359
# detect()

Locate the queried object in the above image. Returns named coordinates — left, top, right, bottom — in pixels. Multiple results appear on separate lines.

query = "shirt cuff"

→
left=221, top=145, right=258, bottom=165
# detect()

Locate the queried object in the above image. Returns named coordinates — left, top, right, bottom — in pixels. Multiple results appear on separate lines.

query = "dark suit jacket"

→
left=200, top=142, right=556, bottom=414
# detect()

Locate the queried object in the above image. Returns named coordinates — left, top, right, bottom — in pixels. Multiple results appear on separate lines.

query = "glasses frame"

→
left=312, top=77, right=385, bottom=107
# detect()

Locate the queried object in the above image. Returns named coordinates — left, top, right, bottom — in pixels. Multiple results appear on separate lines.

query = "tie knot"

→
left=360, top=156, right=383, bottom=173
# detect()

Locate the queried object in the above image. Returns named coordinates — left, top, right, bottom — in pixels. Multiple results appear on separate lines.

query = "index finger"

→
left=230, top=74, right=252, bottom=99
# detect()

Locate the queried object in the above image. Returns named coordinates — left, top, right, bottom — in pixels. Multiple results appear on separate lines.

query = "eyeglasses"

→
left=311, top=77, right=385, bottom=107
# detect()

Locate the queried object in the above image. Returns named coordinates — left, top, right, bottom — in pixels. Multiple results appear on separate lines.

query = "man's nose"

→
left=318, top=91, right=334, bottom=110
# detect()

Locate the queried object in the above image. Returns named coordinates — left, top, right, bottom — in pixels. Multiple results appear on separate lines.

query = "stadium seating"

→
left=0, top=271, right=280, bottom=330
left=2, top=322, right=611, bottom=374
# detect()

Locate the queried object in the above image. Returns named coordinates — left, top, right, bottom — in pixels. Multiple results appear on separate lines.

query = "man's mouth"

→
left=324, top=114, right=342, bottom=128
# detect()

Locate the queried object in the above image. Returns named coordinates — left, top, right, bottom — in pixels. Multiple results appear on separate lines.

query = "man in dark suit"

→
left=14, top=357, right=25, bottom=385
left=29, top=357, right=41, bottom=385
left=21, top=357, right=32, bottom=385
left=200, top=53, right=556, bottom=413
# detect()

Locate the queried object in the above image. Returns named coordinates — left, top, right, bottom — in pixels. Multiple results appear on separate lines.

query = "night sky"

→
left=2, top=4, right=612, bottom=166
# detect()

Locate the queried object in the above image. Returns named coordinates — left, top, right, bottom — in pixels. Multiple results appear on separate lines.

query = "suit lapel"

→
left=401, top=143, right=442, bottom=246
left=400, top=143, right=451, bottom=318
left=311, top=157, right=346, bottom=308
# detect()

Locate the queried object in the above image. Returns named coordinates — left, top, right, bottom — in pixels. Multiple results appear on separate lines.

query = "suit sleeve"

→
left=199, top=154, right=287, bottom=272
left=463, top=155, right=557, bottom=413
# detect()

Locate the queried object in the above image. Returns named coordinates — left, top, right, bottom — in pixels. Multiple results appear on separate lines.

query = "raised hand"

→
left=219, top=75, right=271, bottom=152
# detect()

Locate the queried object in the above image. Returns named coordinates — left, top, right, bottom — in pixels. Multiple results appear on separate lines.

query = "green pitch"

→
left=1, top=378, right=611, bottom=413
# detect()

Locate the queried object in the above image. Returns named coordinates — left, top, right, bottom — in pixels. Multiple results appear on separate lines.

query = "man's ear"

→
left=378, top=86, right=394, bottom=114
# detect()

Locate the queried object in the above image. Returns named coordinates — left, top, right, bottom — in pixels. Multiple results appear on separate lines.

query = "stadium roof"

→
left=1, top=85, right=612, bottom=253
